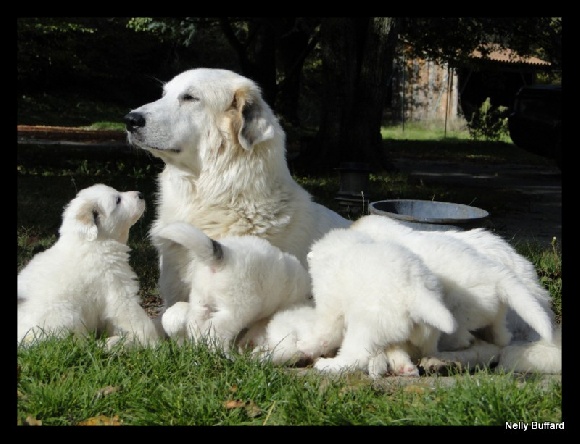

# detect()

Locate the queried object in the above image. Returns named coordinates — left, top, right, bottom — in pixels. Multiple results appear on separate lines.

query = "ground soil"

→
left=17, top=125, right=126, bottom=143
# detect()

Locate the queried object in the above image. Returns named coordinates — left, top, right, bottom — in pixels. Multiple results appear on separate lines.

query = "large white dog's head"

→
left=124, top=68, right=284, bottom=175
left=59, top=183, right=145, bottom=244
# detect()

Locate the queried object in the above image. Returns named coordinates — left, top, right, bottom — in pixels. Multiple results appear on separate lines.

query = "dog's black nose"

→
left=124, top=112, right=146, bottom=132
left=137, top=192, right=144, bottom=200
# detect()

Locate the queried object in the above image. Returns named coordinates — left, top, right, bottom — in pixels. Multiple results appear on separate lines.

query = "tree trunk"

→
left=219, top=18, right=278, bottom=105
left=299, top=17, right=398, bottom=173
left=276, top=18, right=321, bottom=126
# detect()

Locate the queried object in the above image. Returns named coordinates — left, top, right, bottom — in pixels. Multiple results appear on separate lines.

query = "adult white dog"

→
left=124, top=68, right=350, bottom=311
left=17, top=184, right=160, bottom=348
left=152, top=222, right=312, bottom=351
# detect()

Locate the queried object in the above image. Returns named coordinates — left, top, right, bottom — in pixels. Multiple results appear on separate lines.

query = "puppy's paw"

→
left=391, top=364, right=420, bottom=377
left=368, top=353, right=389, bottom=379
left=418, top=357, right=462, bottom=376
left=384, top=347, right=419, bottom=377
left=314, top=357, right=342, bottom=373
left=314, top=357, right=358, bottom=374
left=105, top=335, right=124, bottom=351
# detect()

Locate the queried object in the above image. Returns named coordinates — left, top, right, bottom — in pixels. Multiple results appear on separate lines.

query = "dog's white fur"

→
left=17, top=184, right=159, bottom=348
left=236, top=302, right=318, bottom=365
left=152, top=221, right=312, bottom=351
left=125, top=68, right=350, bottom=311
left=350, top=215, right=554, bottom=352
left=441, top=228, right=556, bottom=340
left=440, top=228, right=561, bottom=374
left=301, top=228, right=457, bottom=376
left=497, top=323, right=561, bottom=374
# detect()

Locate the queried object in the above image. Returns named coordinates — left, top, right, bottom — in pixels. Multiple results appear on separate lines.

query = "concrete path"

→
left=393, top=158, right=562, bottom=249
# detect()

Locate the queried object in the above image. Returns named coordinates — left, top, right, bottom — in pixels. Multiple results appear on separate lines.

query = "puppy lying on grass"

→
left=351, top=215, right=560, bottom=374
left=299, top=228, right=457, bottom=377
left=18, top=183, right=160, bottom=348
left=351, top=215, right=554, bottom=350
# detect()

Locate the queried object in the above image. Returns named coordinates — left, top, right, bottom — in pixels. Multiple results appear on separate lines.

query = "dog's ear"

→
left=230, top=89, right=278, bottom=150
left=60, top=200, right=100, bottom=241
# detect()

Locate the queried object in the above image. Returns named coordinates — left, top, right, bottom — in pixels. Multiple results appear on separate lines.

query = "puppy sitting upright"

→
left=18, top=184, right=159, bottom=348
left=152, top=222, right=312, bottom=352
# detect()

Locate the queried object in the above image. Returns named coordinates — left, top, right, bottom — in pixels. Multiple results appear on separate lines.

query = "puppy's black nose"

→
left=124, top=112, right=146, bottom=132
left=137, top=192, right=144, bottom=200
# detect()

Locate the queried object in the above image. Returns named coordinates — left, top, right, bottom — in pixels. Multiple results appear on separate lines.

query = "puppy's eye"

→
left=116, top=196, right=122, bottom=205
left=181, top=93, right=199, bottom=102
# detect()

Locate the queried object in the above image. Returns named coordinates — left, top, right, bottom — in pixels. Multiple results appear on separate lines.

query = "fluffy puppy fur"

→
left=152, top=221, right=312, bottom=351
left=301, top=228, right=457, bottom=376
left=17, top=184, right=159, bottom=348
left=440, top=227, right=561, bottom=374
left=350, top=215, right=554, bottom=352
left=236, top=302, right=318, bottom=365
left=497, top=323, right=562, bottom=374
left=442, top=228, right=556, bottom=341
left=125, top=68, right=350, bottom=312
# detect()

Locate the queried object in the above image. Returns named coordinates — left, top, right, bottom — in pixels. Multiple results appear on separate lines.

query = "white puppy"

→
left=152, top=222, right=312, bottom=351
left=301, top=228, right=457, bottom=376
left=350, top=215, right=554, bottom=352
left=440, top=227, right=561, bottom=374
left=18, top=184, right=159, bottom=348
left=497, top=323, right=562, bottom=374
left=236, top=302, right=318, bottom=365
left=441, top=228, right=556, bottom=341
left=125, top=68, right=350, bottom=312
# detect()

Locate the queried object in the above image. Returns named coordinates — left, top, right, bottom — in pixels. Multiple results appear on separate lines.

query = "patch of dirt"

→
left=17, top=125, right=125, bottom=143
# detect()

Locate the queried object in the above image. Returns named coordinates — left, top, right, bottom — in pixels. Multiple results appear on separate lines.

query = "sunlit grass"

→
left=381, top=121, right=512, bottom=144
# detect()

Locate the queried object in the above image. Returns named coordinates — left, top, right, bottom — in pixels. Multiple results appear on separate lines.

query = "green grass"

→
left=381, top=121, right=473, bottom=141
left=17, top=334, right=562, bottom=426
left=17, top=127, right=562, bottom=426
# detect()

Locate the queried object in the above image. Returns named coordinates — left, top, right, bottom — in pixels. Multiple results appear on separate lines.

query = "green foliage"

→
left=399, top=17, right=562, bottom=70
left=126, top=17, right=198, bottom=46
left=467, top=97, right=509, bottom=142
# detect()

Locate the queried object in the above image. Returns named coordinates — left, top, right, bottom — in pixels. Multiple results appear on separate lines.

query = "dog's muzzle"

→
left=124, top=112, right=146, bottom=133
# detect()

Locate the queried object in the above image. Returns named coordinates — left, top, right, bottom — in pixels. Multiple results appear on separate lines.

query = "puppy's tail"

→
left=410, top=279, right=457, bottom=335
left=498, top=274, right=553, bottom=342
left=152, top=222, right=224, bottom=265
left=497, top=324, right=562, bottom=374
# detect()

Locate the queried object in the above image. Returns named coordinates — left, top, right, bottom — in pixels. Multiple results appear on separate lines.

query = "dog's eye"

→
left=181, top=93, right=199, bottom=102
left=116, top=196, right=122, bottom=205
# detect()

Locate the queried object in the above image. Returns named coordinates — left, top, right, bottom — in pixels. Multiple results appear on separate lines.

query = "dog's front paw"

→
left=314, top=357, right=359, bottom=374
left=368, top=353, right=389, bottom=379
left=391, top=364, right=420, bottom=376
left=105, top=335, right=124, bottom=351
left=314, top=357, right=342, bottom=373
left=418, top=357, right=462, bottom=376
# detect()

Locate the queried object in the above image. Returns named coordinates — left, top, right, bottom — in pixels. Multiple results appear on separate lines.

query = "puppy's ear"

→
left=230, top=89, right=278, bottom=150
left=61, top=200, right=100, bottom=241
